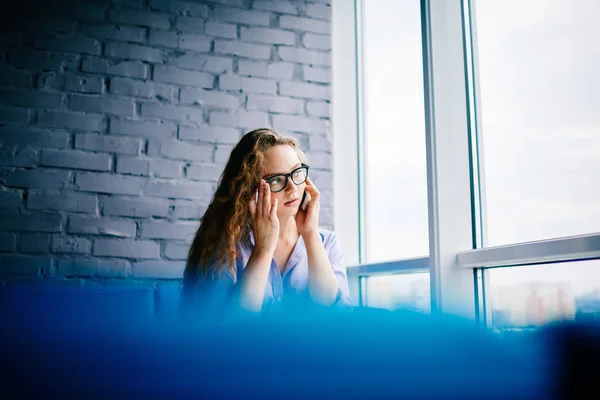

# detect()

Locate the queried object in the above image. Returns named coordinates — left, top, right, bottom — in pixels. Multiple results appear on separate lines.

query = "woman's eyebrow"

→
left=265, top=163, right=302, bottom=177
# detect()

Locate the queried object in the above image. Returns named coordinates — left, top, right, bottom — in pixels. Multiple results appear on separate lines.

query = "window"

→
left=364, top=273, right=430, bottom=312
left=489, top=260, right=600, bottom=330
left=361, top=0, right=428, bottom=263
left=475, top=0, right=600, bottom=246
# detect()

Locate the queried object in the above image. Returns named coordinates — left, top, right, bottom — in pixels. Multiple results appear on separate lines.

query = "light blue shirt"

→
left=187, top=228, right=352, bottom=314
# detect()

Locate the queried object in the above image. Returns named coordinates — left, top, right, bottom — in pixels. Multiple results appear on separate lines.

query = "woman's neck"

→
left=278, top=216, right=299, bottom=243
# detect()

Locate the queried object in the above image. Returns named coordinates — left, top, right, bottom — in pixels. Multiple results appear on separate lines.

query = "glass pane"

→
left=474, top=0, right=600, bottom=246
left=489, top=260, right=600, bottom=331
left=364, top=273, right=430, bottom=312
left=362, top=0, right=429, bottom=262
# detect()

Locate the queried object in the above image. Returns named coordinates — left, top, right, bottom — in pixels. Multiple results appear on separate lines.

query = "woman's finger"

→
left=269, top=198, right=278, bottom=220
left=262, top=180, right=271, bottom=217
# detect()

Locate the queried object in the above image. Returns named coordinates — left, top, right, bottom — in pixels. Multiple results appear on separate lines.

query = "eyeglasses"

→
left=263, top=164, right=309, bottom=193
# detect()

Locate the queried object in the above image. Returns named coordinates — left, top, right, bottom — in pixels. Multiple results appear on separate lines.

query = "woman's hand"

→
left=296, top=177, right=320, bottom=237
left=248, top=179, right=279, bottom=255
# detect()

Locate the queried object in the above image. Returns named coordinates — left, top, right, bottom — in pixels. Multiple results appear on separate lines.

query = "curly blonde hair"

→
left=184, top=128, right=307, bottom=288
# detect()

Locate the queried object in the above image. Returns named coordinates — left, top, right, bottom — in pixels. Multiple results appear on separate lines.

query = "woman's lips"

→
left=284, top=198, right=299, bottom=207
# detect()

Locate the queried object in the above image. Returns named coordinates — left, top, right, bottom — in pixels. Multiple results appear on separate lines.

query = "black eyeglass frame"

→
left=263, top=164, right=310, bottom=193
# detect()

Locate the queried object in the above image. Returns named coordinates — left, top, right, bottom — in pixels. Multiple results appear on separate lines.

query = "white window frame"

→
left=332, top=0, right=600, bottom=321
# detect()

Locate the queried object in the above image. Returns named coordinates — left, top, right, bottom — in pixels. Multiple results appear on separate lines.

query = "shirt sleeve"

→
left=323, top=231, right=354, bottom=308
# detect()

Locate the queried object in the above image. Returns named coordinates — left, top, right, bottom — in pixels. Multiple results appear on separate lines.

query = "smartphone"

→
left=300, top=191, right=311, bottom=211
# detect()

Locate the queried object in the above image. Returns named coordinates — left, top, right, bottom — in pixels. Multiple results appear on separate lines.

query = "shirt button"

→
left=276, top=297, right=282, bottom=302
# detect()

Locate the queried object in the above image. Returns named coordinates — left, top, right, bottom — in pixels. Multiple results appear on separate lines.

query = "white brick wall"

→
left=0, top=0, right=333, bottom=284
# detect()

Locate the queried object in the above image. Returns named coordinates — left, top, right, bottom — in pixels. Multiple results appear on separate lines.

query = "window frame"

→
left=332, top=0, right=600, bottom=321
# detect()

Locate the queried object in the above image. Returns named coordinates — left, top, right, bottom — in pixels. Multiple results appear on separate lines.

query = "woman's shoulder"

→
left=317, top=227, right=338, bottom=246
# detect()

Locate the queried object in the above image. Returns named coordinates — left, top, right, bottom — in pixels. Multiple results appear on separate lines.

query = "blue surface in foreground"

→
left=0, top=284, right=597, bottom=399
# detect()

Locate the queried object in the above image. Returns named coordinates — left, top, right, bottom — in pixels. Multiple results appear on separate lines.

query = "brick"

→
left=320, top=190, right=333, bottom=207
left=82, top=57, right=148, bottom=79
left=113, top=0, right=145, bottom=8
left=149, top=29, right=178, bottom=48
left=305, top=151, right=332, bottom=169
left=75, top=133, right=141, bottom=155
left=0, top=233, right=16, bottom=252
left=2, top=169, right=70, bottom=190
left=307, top=169, right=331, bottom=190
left=37, top=71, right=65, bottom=91
left=273, top=114, right=328, bottom=134
left=151, top=159, right=181, bottom=178
left=110, top=118, right=175, bottom=139
left=132, top=260, right=185, bottom=279
left=170, top=53, right=233, bottom=74
left=278, top=46, right=330, bottom=66
left=116, top=156, right=150, bottom=176
left=213, top=6, right=270, bottom=26
left=72, top=4, right=108, bottom=22
left=103, top=196, right=171, bottom=218
left=81, top=23, right=146, bottom=44
left=105, top=42, right=166, bottom=63
left=214, top=40, right=271, bottom=60
left=178, top=126, right=239, bottom=144
left=279, top=81, right=329, bottom=100
left=7, top=50, right=79, bottom=71
left=303, top=33, right=330, bottom=50
left=27, top=191, right=98, bottom=213
left=173, top=202, right=207, bottom=219
left=267, top=62, right=295, bottom=80
left=0, top=108, right=31, bottom=125
left=68, top=215, right=136, bottom=237
left=51, top=237, right=91, bottom=254
left=34, top=35, right=100, bottom=55
left=0, top=30, right=21, bottom=47
left=186, top=163, right=223, bottom=181
left=308, top=134, right=331, bottom=151
left=306, top=101, right=330, bottom=117
left=304, top=66, right=330, bottom=83
left=246, top=95, right=303, bottom=114
left=0, top=255, right=48, bottom=275
left=57, top=259, right=129, bottom=278
left=205, top=0, right=246, bottom=6
left=179, top=33, right=212, bottom=52
left=149, top=0, right=209, bottom=18
left=16, top=15, right=74, bottom=33
left=158, top=140, right=213, bottom=161
left=306, top=3, right=331, bottom=20
left=69, top=95, right=135, bottom=117
left=164, top=242, right=189, bottom=260
left=180, top=88, right=240, bottom=109
left=219, top=75, right=276, bottom=94
left=252, top=0, right=299, bottom=15
left=64, top=74, right=105, bottom=94
left=153, top=66, right=213, bottom=88
left=1, top=128, right=70, bottom=149
left=75, top=172, right=144, bottom=195
left=0, top=189, right=22, bottom=210
left=109, top=77, right=177, bottom=101
left=279, top=16, right=329, bottom=34
left=110, top=9, right=171, bottom=30
left=140, top=102, right=203, bottom=123
left=176, top=17, right=205, bottom=33
left=20, top=233, right=51, bottom=253
left=209, top=110, right=269, bottom=128
left=145, top=181, right=213, bottom=200
left=0, top=67, right=32, bottom=87
left=0, top=147, right=39, bottom=168
left=214, top=144, right=234, bottom=163
left=59, top=143, right=109, bottom=170
left=0, top=213, right=62, bottom=233
left=0, top=89, right=63, bottom=108
left=38, top=111, right=106, bottom=131
left=205, top=21, right=237, bottom=39
left=320, top=206, right=333, bottom=225
left=93, top=238, right=159, bottom=259
left=140, top=221, right=198, bottom=240
left=240, top=27, right=295, bottom=45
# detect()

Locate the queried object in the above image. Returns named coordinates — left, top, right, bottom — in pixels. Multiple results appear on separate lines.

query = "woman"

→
left=183, top=128, right=352, bottom=315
